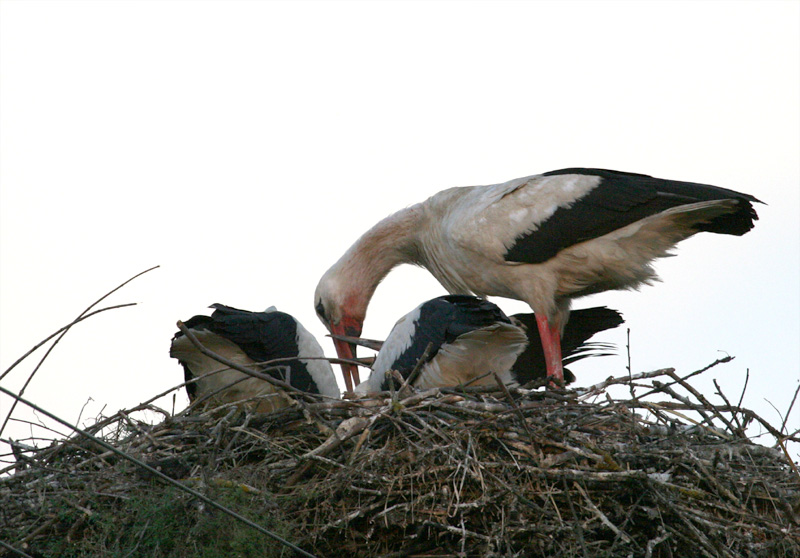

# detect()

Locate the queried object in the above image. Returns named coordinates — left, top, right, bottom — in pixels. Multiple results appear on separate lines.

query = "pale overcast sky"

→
left=1, top=1, right=798, bottom=462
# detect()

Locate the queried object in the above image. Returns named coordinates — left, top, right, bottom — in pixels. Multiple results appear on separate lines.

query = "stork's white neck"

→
left=324, top=204, right=424, bottom=319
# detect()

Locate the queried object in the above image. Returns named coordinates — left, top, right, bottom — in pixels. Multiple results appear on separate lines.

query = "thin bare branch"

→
left=0, top=384, right=317, bottom=558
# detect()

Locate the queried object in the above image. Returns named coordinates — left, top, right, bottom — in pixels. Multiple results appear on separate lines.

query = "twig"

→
left=644, top=529, right=671, bottom=558
left=1, top=265, right=158, bottom=382
left=574, top=481, right=632, bottom=544
left=633, top=357, right=735, bottom=402
left=0, top=266, right=158, bottom=438
left=713, top=379, right=744, bottom=434
left=776, top=437, right=800, bottom=481
left=493, top=372, right=533, bottom=440
left=402, top=342, right=434, bottom=391
left=780, top=382, right=800, bottom=436
left=664, top=369, right=737, bottom=433
left=577, top=368, right=676, bottom=400
left=0, top=384, right=318, bottom=558
left=626, top=328, right=634, bottom=400
left=421, top=519, right=492, bottom=542
left=650, top=380, right=718, bottom=429
left=637, top=401, right=794, bottom=442
left=736, top=368, right=750, bottom=410
left=0, top=304, right=137, bottom=382
left=560, top=477, right=588, bottom=558
left=0, top=539, right=36, bottom=558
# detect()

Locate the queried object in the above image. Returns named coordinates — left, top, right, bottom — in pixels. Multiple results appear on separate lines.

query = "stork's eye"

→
left=315, top=300, right=328, bottom=323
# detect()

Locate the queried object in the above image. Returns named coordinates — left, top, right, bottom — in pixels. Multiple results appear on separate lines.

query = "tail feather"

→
left=511, top=307, right=623, bottom=384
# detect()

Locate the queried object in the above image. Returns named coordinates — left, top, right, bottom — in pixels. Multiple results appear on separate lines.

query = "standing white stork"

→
left=170, top=304, right=339, bottom=412
left=355, top=295, right=623, bottom=393
left=315, top=168, right=761, bottom=390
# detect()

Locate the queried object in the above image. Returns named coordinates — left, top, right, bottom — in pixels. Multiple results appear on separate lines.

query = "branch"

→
left=0, top=384, right=317, bottom=558
left=1, top=266, right=158, bottom=438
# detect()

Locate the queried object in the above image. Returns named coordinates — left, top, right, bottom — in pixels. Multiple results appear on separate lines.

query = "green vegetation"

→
left=20, top=484, right=294, bottom=558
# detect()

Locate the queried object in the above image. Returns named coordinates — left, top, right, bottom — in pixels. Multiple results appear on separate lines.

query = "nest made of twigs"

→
left=2, top=363, right=799, bottom=558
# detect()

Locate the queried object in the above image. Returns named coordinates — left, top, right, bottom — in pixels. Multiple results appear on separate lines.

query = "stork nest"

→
left=2, top=363, right=799, bottom=558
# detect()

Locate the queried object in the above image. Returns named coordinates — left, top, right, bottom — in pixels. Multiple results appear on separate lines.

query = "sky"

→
left=1, top=1, right=798, bottom=465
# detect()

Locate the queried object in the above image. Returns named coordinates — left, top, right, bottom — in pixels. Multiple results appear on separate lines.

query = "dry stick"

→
left=560, top=477, right=589, bottom=558
left=610, top=359, right=738, bottom=436
left=713, top=378, right=744, bottom=434
left=577, top=368, right=676, bottom=401
left=401, top=342, right=435, bottom=391
left=0, top=396, right=175, bottom=476
left=0, top=265, right=160, bottom=380
left=642, top=401, right=799, bottom=444
left=459, top=370, right=495, bottom=388
left=1, top=264, right=158, bottom=381
left=644, top=530, right=671, bottom=558
left=420, top=520, right=492, bottom=542
left=182, top=370, right=292, bottom=415
left=775, top=437, right=800, bottom=481
left=5, top=415, right=70, bottom=439
left=634, top=356, right=735, bottom=402
left=783, top=426, right=800, bottom=442
left=626, top=328, right=637, bottom=434
left=78, top=362, right=267, bottom=428
left=0, top=265, right=159, bottom=438
left=736, top=368, right=750, bottom=411
left=0, top=306, right=141, bottom=439
left=650, top=381, right=718, bottom=429
left=626, top=328, right=634, bottom=399
left=664, top=369, right=738, bottom=433
left=0, top=303, right=140, bottom=437
left=0, top=384, right=317, bottom=558
left=573, top=481, right=633, bottom=544
left=780, top=382, right=800, bottom=436
left=0, top=539, right=36, bottom=558
left=0, top=304, right=136, bottom=382
left=636, top=400, right=731, bottom=441
left=492, top=372, right=533, bottom=440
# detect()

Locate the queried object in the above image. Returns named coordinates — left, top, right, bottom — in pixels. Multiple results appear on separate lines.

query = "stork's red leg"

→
left=534, top=313, right=564, bottom=384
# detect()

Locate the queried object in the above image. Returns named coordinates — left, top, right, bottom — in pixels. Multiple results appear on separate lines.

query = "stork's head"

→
left=314, top=271, right=365, bottom=392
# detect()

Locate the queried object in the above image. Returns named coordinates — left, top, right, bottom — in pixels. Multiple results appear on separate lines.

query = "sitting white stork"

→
left=170, top=304, right=339, bottom=412
left=354, top=295, right=622, bottom=393
left=314, top=168, right=760, bottom=390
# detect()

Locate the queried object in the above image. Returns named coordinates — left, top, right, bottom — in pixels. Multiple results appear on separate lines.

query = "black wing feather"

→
left=382, top=295, right=513, bottom=385
left=505, top=168, right=761, bottom=264
left=175, top=303, right=320, bottom=394
left=511, top=306, right=624, bottom=384
left=205, top=304, right=299, bottom=364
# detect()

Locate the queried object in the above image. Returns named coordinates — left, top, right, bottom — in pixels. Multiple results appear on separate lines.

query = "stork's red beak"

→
left=330, top=317, right=363, bottom=392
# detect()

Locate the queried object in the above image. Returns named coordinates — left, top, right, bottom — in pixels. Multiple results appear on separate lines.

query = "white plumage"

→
left=355, top=296, right=623, bottom=393
left=357, top=296, right=527, bottom=393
